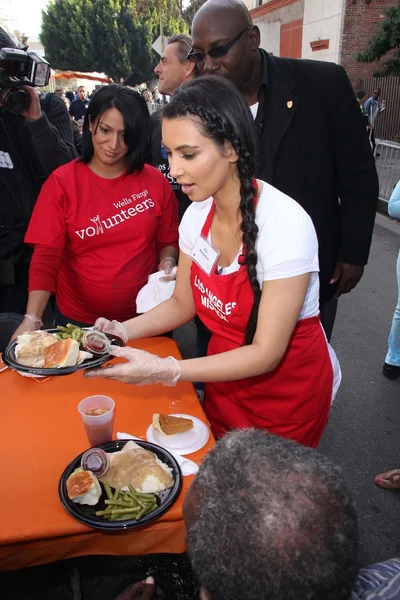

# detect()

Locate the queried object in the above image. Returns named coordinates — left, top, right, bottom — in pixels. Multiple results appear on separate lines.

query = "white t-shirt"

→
left=179, top=179, right=320, bottom=320
left=250, top=102, right=259, bottom=120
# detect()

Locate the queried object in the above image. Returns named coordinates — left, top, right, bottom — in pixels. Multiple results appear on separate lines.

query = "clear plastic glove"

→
left=11, top=314, right=43, bottom=342
left=93, top=318, right=128, bottom=343
left=158, top=256, right=176, bottom=275
left=85, top=345, right=181, bottom=386
left=158, top=257, right=177, bottom=282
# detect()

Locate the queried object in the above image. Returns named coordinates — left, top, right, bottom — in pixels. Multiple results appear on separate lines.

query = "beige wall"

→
left=301, top=0, right=345, bottom=63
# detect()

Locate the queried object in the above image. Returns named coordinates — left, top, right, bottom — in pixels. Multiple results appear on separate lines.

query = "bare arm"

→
left=89, top=271, right=311, bottom=385
left=26, top=290, right=52, bottom=318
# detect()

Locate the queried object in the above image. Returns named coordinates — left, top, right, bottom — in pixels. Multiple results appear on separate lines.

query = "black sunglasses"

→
left=187, top=27, right=251, bottom=64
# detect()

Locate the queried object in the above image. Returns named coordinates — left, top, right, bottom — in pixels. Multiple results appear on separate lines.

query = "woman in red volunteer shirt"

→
left=87, top=77, right=341, bottom=449
left=13, top=84, right=178, bottom=336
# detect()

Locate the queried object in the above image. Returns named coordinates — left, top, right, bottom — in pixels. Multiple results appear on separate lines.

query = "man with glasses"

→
left=188, top=0, right=378, bottom=340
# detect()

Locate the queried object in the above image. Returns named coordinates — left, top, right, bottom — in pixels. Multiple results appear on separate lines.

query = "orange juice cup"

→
left=78, top=395, right=115, bottom=446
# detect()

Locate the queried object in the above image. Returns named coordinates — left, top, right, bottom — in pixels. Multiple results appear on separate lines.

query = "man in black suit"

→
left=189, top=0, right=378, bottom=339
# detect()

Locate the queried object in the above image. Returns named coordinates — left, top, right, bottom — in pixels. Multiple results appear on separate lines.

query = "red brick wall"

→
left=340, top=0, right=398, bottom=89
left=280, top=19, right=303, bottom=58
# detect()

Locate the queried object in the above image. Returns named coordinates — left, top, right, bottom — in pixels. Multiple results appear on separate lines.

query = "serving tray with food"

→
left=2, top=325, right=125, bottom=376
left=146, top=413, right=210, bottom=455
left=59, top=440, right=182, bottom=531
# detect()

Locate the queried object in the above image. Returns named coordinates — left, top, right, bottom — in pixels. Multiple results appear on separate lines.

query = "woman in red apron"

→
left=88, top=76, right=337, bottom=449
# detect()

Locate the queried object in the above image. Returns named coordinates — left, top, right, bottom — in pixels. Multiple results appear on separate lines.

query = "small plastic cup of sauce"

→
left=82, top=330, right=111, bottom=355
left=81, top=448, right=110, bottom=476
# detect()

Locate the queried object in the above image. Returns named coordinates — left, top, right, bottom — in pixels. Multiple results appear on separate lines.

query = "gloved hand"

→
left=158, top=257, right=177, bottom=282
left=11, top=314, right=43, bottom=342
left=93, top=318, right=128, bottom=344
left=85, top=345, right=181, bottom=386
left=158, top=256, right=176, bottom=275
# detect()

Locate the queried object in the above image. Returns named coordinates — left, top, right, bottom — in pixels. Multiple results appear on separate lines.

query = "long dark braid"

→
left=234, top=140, right=261, bottom=345
left=163, top=95, right=261, bottom=345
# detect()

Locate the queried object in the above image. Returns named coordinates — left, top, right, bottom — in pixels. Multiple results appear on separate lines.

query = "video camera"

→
left=0, top=47, right=51, bottom=115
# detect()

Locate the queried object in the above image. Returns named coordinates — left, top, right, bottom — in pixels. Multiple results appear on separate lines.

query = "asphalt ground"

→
left=318, top=213, right=400, bottom=567
left=1, top=213, right=399, bottom=598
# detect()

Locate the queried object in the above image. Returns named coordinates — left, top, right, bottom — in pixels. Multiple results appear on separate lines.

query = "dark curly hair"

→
left=187, top=429, right=359, bottom=600
left=163, top=75, right=260, bottom=344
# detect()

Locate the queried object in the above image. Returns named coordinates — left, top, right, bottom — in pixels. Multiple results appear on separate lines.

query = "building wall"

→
left=251, top=0, right=304, bottom=58
left=301, top=0, right=345, bottom=64
left=340, top=0, right=398, bottom=89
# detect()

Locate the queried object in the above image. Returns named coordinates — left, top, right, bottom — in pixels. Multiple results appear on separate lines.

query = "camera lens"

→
left=0, top=88, right=30, bottom=115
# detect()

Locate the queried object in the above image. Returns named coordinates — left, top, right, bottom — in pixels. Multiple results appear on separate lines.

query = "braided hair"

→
left=163, top=76, right=261, bottom=345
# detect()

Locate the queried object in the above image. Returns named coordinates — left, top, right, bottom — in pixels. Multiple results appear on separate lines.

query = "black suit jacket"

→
left=255, top=51, right=379, bottom=304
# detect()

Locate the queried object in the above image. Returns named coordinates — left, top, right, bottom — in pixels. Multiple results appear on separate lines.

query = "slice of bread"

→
left=44, top=338, right=79, bottom=368
left=153, top=413, right=194, bottom=437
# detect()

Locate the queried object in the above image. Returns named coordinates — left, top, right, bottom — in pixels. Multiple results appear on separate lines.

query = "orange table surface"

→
left=0, top=337, right=214, bottom=572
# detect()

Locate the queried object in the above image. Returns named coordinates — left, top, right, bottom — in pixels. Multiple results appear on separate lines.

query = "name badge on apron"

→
left=191, top=235, right=220, bottom=276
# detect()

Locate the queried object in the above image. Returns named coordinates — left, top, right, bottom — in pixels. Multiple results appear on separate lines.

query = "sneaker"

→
left=382, top=362, right=400, bottom=380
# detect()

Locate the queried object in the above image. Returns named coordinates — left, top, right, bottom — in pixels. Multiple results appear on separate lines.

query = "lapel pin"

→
left=287, top=100, right=293, bottom=109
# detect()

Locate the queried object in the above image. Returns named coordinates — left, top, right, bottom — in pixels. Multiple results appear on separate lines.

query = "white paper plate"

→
left=146, top=414, right=210, bottom=456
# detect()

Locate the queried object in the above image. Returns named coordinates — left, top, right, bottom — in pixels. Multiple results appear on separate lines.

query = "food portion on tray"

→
left=65, top=441, right=175, bottom=523
left=15, top=325, right=93, bottom=369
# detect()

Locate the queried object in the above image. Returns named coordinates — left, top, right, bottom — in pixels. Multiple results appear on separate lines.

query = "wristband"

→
left=24, top=314, right=43, bottom=327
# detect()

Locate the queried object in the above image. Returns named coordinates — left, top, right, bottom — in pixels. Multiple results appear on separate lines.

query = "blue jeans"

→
left=385, top=250, right=400, bottom=367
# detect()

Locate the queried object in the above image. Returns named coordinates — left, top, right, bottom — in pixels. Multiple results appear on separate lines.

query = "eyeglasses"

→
left=187, top=27, right=251, bottom=64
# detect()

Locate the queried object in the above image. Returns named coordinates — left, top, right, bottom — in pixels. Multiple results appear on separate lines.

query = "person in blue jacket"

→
left=382, top=181, right=400, bottom=380
left=375, top=183, right=400, bottom=490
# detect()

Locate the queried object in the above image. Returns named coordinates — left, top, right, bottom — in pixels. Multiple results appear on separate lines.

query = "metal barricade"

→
left=375, top=140, right=400, bottom=205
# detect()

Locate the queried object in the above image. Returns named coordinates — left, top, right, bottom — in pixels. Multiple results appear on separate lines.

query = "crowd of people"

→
left=0, top=0, right=399, bottom=596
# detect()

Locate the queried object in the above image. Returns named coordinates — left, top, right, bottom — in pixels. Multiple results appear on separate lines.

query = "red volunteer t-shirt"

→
left=25, top=160, right=179, bottom=323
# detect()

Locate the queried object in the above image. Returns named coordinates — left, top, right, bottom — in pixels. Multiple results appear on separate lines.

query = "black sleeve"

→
left=329, top=65, right=378, bottom=265
left=25, top=94, right=77, bottom=175
left=149, top=109, right=162, bottom=165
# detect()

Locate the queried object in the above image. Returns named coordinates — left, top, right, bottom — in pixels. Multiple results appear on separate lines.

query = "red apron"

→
left=190, top=195, right=333, bottom=449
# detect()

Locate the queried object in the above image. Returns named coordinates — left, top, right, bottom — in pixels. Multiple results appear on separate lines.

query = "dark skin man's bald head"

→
left=193, top=0, right=253, bottom=30
left=191, top=0, right=262, bottom=103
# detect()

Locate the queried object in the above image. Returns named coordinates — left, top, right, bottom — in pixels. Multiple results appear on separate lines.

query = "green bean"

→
left=96, top=487, right=157, bottom=522
left=104, top=499, right=132, bottom=508
left=103, top=482, right=113, bottom=501
left=66, top=323, right=76, bottom=329
left=136, top=502, right=157, bottom=521
left=57, top=326, right=70, bottom=332
left=128, top=486, right=156, bottom=501
left=96, top=507, right=141, bottom=516
left=115, top=513, right=138, bottom=520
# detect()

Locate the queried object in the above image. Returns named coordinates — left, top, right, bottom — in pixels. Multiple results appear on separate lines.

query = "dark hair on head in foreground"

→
left=163, top=75, right=259, bottom=344
left=81, top=84, right=150, bottom=174
left=187, top=429, right=359, bottom=600
left=356, top=90, right=366, bottom=100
